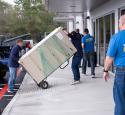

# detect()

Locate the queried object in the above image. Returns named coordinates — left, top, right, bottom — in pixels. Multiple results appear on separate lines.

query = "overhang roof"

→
left=48, top=0, right=109, bottom=16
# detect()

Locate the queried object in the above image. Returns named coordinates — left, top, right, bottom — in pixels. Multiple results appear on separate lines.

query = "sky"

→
left=3, top=0, right=15, bottom=5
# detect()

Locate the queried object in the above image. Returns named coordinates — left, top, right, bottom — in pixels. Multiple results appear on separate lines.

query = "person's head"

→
left=26, top=42, right=31, bottom=49
left=83, top=28, right=89, bottom=35
left=16, top=39, right=23, bottom=47
left=119, top=14, right=125, bottom=30
left=71, top=31, right=76, bottom=36
left=76, top=29, right=80, bottom=33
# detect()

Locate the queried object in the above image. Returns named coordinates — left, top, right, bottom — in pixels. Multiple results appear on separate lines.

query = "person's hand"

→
left=20, top=67, right=23, bottom=71
left=16, top=67, right=23, bottom=77
left=103, top=72, right=110, bottom=82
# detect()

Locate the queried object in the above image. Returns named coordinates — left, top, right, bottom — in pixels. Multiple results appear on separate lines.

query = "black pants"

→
left=82, top=52, right=95, bottom=75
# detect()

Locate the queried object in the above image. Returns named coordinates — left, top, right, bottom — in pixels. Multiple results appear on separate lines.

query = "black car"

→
left=0, top=62, right=8, bottom=80
left=0, top=46, right=10, bottom=80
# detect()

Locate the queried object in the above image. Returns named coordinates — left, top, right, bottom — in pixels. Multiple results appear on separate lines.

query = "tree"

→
left=10, top=0, right=57, bottom=41
left=0, top=0, right=12, bottom=34
left=0, top=0, right=65, bottom=42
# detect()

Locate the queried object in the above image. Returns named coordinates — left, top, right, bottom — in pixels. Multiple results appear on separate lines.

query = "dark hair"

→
left=16, top=39, right=23, bottom=44
left=84, top=28, right=89, bottom=34
left=71, top=31, right=76, bottom=35
left=76, top=29, right=80, bottom=33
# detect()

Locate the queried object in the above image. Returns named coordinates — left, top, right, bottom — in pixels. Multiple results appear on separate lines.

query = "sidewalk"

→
left=2, top=64, right=114, bottom=115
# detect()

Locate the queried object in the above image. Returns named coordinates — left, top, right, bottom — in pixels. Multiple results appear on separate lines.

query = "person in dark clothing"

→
left=75, top=29, right=84, bottom=68
left=75, top=29, right=91, bottom=68
left=8, top=39, right=23, bottom=93
left=75, top=29, right=84, bottom=38
left=68, top=31, right=83, bottom=85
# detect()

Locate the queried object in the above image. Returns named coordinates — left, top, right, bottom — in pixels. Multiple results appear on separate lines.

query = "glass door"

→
left=105, top=13, right=115, bottom=72
left=99, top=17, right=104, bottom=66
left=93, top=13, right=115, bottom=68
left=95, top=19, right=100, bottom=65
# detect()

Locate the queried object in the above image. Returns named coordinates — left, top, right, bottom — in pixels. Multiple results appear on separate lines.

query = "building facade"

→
left=47, top=0, right=125, bottom=72
left=89, top=0, right=125, bottom=72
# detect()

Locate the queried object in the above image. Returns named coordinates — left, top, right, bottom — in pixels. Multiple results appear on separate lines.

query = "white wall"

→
left=90, top=0, right=125, bottom=33
left=68, top=20, right=74, bottom=33
left=67, top=15, right=84, bottom=34
left=75, top=15, right=84, bottom=34
left=86, top=11, right=93, bottom=35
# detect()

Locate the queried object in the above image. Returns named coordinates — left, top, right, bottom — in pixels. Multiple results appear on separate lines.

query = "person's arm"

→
left=103, top=36, right=117, bottom=82
left=103, top=56, right=113, bottom=82
left=68, top=33, right=72, bottom=38
left=82, top=37, right=85, bottom=49
left=82, top=43, right=84, bottom=48
left=68, top=33, right=75, bottom=41
left=104, top=56, right=113, bottom=71
left=63, top=30, right=68, bottom=35
left=10, top=47, right=19, bottom=62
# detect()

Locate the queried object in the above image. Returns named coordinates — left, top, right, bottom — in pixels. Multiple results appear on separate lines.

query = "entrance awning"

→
left=47, top=0, right=109, bottom=16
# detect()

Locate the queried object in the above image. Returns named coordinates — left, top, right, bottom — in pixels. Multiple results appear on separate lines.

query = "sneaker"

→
left=71, top=80, right=80, bottom=85
left=7, top=90, right=14, bottom=93
left=13, top=88, right=18, bottom=91
left=7, top=90, right=16, bottom=93
left=92, top=75, right=96, bottom=78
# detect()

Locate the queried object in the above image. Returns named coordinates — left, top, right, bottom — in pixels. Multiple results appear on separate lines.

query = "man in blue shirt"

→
left=8, top=39, right=23, bottom=93
left=103, top=15, right=125, bottom=115
left=82, top=28, right=95, bottom=78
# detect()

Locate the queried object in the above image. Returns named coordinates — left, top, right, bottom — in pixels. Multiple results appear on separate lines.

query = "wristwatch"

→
left=103, top=69, right=109, bottom=73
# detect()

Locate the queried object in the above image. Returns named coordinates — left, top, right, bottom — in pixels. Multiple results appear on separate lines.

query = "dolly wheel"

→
left=39, top=81, right=49, bottom=89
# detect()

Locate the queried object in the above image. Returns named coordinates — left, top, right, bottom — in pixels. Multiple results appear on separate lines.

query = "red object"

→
left=0, top=84, right=8, bottom=100
left=26, top=42, right=31, bottom=49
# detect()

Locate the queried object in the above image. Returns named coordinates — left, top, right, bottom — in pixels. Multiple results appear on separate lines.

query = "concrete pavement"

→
left=2, top=64, right=114, bottom=115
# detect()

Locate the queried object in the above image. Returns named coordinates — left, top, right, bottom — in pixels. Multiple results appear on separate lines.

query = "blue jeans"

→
left=113, top=68, right=125, bottom=115
left=8, top=67, right=17, bottom=90
left=72, top=56, right=82, bottom=81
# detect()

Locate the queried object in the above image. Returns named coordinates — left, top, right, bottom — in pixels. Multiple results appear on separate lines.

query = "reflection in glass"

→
left=93, top=13, right=115, bottom=70
left=99, top=17, right=104, bottom=66
left=121, top=9, right=125, bottom=15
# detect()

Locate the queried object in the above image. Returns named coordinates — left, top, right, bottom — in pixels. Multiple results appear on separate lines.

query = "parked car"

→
left=0, top=46, right=10, bottom=79
left=0, top=61, right=8, bottom=80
